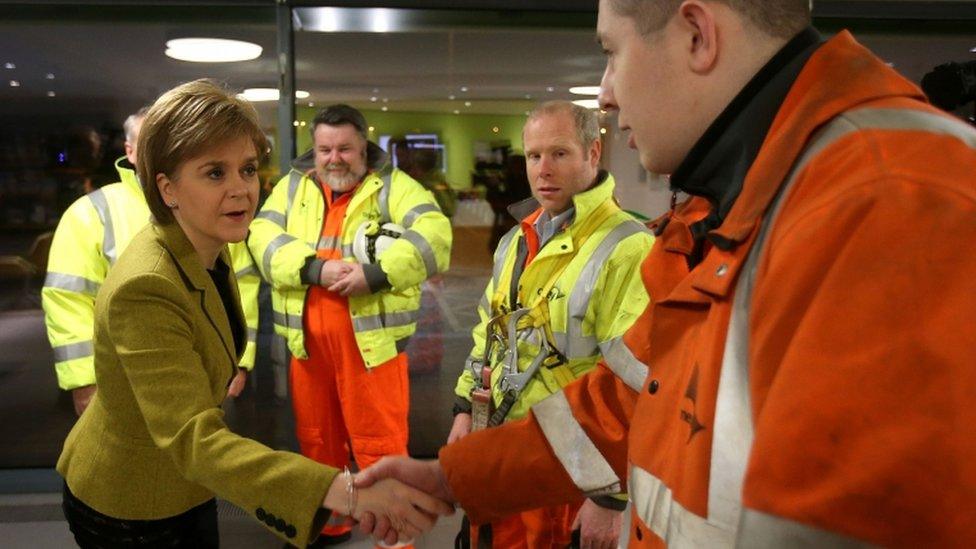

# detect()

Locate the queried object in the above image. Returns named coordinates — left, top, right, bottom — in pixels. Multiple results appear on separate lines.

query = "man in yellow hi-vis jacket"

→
left=42, top=109, right=261, bottom=416
left=248, top=104, right=451, bottom=543
left=449, top=101, right=653, bottom=549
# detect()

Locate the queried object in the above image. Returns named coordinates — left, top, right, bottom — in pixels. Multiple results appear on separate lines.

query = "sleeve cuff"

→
left=302, top=256, right=324, bottom=286
left=589, top=495, right=628, bottom=511
left=362, top=263, right=391, bottom=293
left=453, top=397, right=472, bottom=416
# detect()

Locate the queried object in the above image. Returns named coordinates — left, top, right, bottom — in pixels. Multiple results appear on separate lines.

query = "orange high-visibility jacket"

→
left=440, top=31, right=976, bottom=547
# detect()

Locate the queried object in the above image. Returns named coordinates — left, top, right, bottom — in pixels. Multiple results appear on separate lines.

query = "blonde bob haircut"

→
left=137, top=79, right=269, bottom=225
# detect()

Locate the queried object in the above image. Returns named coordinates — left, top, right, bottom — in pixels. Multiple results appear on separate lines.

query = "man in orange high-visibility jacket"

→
left=355, top=1, right=976, bottom=547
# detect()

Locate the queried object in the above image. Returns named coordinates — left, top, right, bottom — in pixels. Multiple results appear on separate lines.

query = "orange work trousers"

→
left=471, top=501, right=582, bottom=548
left=291, top=285, right=410, bottom=471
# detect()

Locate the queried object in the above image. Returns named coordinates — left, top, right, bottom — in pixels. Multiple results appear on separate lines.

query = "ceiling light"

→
left=569, top=86, right=601, bottom=96
left=293, top=120, right=299, bottom=127
left=524, top=94, right=532, bottom=100
left=373, top=88, right=379, bottom=93
left=308, top=102, right=315, bottom=107
left=460, top=86, right=468, bottom=92
left=381, top=106, right=388, bottom=112
left=492, top=126, right=500, bottom=133
left=453, top=110, right=460, bottom=115
left=382, top=98, right=388, bottom=103
left=448, top=95, right=456, bottom=100
left=370, top=96, right=378, bottom=102
left=238, top=88, right=310, bottom=102
left=971, top=47, right=976, bottom=53
left=4, top=62, right=14, bottom=70
left=600, top=127, right=607, bottom=135
left=47, top=91, right=56, bottom=97
left=165, top=38, right=262, bottom=63
left=9, top=80, right=20, bottom=87
left=572, top=99, right=600, bottom=109
left=368, top=126, right=375, bottom=132
left=546, top=86, right=555, bottom=93
left=464, top=101, right=472, bottom=107
left=46, top=73, right=55, bottom=80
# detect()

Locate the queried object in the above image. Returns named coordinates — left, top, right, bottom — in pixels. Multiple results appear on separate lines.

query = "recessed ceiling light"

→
left=46, top=73, right=55, bottom=80
left=453, top=110, right=460, bottom=115
left=368, top=126, right=375, bottom=132
left=4, top=62, right=14, bottom=70
left=569, top=86, right=600, bottom=96
left=381, top=106, right=388, bottom=112
left=524, top=94, right=532, bottom=100
left=47, top=91, right=56, bottom=97
left=293, top=120, right=299, bottom=127
left=448, top=95, right=456, bottom=100
left=971, top=47, right=976, bottom=53
left=370, top=96, right=378, bottom=102
left=308, top=102, right=315, bottom=107
left=464, top=101, right=472, bottom=107
left=238, top=88, right=310, bottom=102
left=9, top=80, right=20, bottom=87
left=572, top=99, right=600, bottom=109
left=165, top=38, right=262, bottom=63
left=492, top=126, right=499, bottom=133
left=546, top=86, right=555, bottom=93
left=460, top=86, right=469, bottom=92
left=382, top=98, right=388, bottom=103
left=600, top=127, right=607, bottom=135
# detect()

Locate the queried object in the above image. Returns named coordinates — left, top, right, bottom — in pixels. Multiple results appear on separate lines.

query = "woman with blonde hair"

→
left=57, top=79, right=451, bottom=547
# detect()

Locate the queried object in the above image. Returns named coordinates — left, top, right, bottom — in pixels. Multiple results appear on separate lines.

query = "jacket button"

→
left=561, top=244, right=568, bottom=250
left=635, top=525, right=643, bottom=541
left=275, top=518, right=286, bottom=531
left=648, top=379, right=659, bottom=394
left=256, top=507, right=266, bottom=521
left=285, top=524, right=297, bottom=538
left=265, top=513, right=276, bottom=527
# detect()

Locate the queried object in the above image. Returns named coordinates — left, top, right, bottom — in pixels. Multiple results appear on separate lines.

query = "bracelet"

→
left=343, top=467, right=357, bottom=517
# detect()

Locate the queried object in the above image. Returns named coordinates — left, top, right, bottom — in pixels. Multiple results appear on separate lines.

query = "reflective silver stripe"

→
left=88, top=189, right=117, bottom=265
left=262, top=233, right=299, bottom=279
left=247, top=327, right=258, bottom=342
left=43, top=272, right=101, bottom=296
left=378, top=170, right=392, bottom=223
left=551, top=331, right=598, bottom=359
left=492, top=226, right=519, bottom=288
left=737, top=508, right=873, bottom=548
left=256, top=210, right=286, bottom=228
left=599, top=337, right=649, bottom=393
left=565, top=220, right=649, bottom=355
left=351, top=310, right=419, bottom=332
left=53, top=340, right=94, bottom=363
left=533, top=391, right=621, bottom=496
left=630, top=465, right=733, bottom=547
left=235, top=265, right=258, bottom=278
left=273, top=311, right=303, bottom=330
left=400, top=229, right=438, bottom=277
left=341, top=244, right=355, bottom=258
left=317, top=235, right=342, bottom=251
left=401, top=203, right=440, bottom=228
left=839, top=107, right=976, bottom=148
left=286, top=170, right=302, bottom=215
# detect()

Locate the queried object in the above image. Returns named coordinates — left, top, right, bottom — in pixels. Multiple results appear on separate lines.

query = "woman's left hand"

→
left=226, top=368, right=248, bottom=398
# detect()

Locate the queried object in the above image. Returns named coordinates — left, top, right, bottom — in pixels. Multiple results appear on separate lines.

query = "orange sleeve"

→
left=743, top=170, right=976, bottom=545
left=440, top=360, right=639, bottom=525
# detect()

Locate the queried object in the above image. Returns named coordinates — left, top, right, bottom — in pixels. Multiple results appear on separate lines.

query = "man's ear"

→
left=676, top=1, right=720, bottom=74
left=589, top=137, right=603, bottom=169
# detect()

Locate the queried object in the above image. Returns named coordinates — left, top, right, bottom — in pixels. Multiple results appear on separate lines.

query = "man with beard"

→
left=249, top=104, right=451, bottom=545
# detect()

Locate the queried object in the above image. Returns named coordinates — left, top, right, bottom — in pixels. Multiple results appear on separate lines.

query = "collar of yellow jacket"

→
left=114, top=156, right=142, bottom=196
left=507, top=169, right=616, bottom=224
left=152, top=221, right=231, bottom=292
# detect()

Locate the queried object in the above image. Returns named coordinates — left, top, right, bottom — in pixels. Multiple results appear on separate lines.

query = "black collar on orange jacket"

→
left=668, top=26, right=822, bottom=267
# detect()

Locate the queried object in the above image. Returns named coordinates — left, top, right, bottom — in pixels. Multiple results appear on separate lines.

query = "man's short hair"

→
left=526, top=100, right=600, bottom=151
left=311, top=104, right=368, bottom=142
left=610, top=0, right=810, bottom=39
left=123, top=106, right=150, bottom=144
left=137, top=79, right=269, bottom=225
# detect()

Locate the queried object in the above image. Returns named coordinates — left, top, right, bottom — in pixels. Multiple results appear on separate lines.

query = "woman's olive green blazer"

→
left=57, top=222, right=336, bottom=545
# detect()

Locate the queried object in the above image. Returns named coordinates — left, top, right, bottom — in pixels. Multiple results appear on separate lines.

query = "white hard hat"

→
left=352, top=220, right=404, bottom=264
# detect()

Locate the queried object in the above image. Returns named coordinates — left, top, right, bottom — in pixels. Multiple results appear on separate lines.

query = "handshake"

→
left=322, top=457, right=455, bottom=546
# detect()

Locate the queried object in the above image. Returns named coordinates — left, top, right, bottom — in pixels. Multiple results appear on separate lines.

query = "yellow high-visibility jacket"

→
left=454, top=173, right=654, bottom=421
left=42, top=158, right=260, bottom=390
left=247, top=149, right=452, bottom=368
